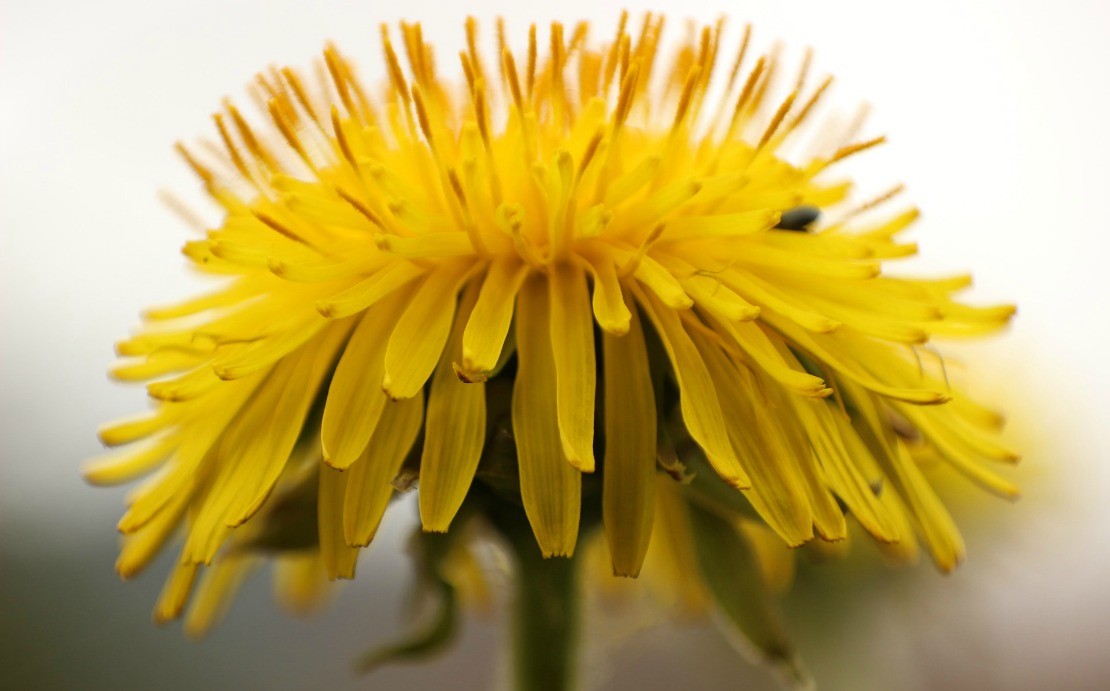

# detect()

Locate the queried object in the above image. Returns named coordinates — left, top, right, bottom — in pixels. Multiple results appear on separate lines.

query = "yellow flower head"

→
left=87, top=14, right=1017, bottom=629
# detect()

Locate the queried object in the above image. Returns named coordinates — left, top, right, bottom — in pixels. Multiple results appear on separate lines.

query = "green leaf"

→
left=356, top=530, right=460, bottom=673
left=356, top=581, right=458, bottom=673
left=680, top=448, right=762, bottom=523
left=687, top=500, right=812, bottom=690
left=238, top=475, right=319, bottom=553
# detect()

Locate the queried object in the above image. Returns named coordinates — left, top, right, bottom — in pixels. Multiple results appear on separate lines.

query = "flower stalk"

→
left=498, top=503, right=580, bottom=691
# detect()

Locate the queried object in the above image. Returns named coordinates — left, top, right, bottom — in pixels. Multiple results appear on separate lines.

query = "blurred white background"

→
left=2, top=0, right=1108, bottom=689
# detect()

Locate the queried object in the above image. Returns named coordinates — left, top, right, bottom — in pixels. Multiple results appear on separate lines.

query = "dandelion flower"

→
left=87, top=13, right=1016, bottom=675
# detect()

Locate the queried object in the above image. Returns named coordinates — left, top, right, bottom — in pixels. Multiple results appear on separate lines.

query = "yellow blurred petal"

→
left=737, top=520, right=796, bottom=595
left=115, top=485, right=191, bottom=580
left=319, top=465, right=360, bottom=580
left=98, top=409, right=178, bottom=447
left=273, top=553, right=333, bottom=616
left=184, top=556, right=259, bottom=639
left=143, top=282, right=250, bottom=320
left=644, top=477, right=710, bottom=615
left=152, top=560, right=199, bottom=626
left=83, top=433, right=176, bottom=486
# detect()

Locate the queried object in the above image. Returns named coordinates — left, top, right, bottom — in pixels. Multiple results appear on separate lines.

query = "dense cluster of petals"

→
left=87, top=15, right=1015, bottom=630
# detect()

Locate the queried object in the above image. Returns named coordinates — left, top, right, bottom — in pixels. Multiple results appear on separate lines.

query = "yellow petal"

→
left=714, top=317, right=830, bottom=397
left=152, top=560, right=199, bottom=625
left=695, top=338, right=814, bottom=546
left=586, top=254, right=631, bottom=335
left=147, top=367, right=221, bottom=402
left=602, top=303, right=656, bottom=577
left=321, top=300, right=405, bottom=470
left=681, top=274, right=761, bottom=322
left=899, top=403, right=1020, bottom=464
left=769, top=317, right=949, bottom=405
left=721, top=271, right=841, bottom=333
left=633, top=255, right=693, bottom=310
left=121, top=376, right=263, bottom=536
left=143, top=282, right=250, bottom=320
left=211, top=315, right=326, bottom=380
left=513, top=275, right=581, bottom=557
left=663, top=209, right=780, bottom=240
left=83, top=433, right=176, bottom=486
left=273, top=553, right=332, bottom=616
left=110, top=350, right=204, bottom=381
left=344, top=393, right=425, bottom=546
left=383, top=261, right=472, bottom=399
left=184, top=556, right=258, bottom=639
left=890, top=441, right=966, bottom=571
left=790, top=395, right=900, bottom=542
left=461, top=255, right=529, bottom=374
left=316, top=261, right=425, bottom=319
left=98, top=409, right=178, bottom=447
left=233, top=328, right=346, bottom=524
left=847, top=383, right=964, bottom=571
left=187, top=327, right=348, bottom=562
left=318, top=465, right=360, bottom=580
left=549, top=263, right=596, bottom=472
left=377, top=231, right=475, bottom=258
left=741, top=242, right=880, bottom=280
left=633, top=285, right=749, bottom=488
left=115, top=485, right=191, bottom=579
left=420, top=284, right=487, bottom=532
left=766, top=395, right=848, bottom=542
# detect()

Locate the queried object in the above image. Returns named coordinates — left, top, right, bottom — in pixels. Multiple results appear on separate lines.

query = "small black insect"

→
left=775, top=205, right=821, bottom=232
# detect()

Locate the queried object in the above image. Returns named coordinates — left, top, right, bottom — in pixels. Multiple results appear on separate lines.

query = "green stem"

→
left=511, top=540, right=579, bottom=691
left=484, top=494, right=580, bottom=691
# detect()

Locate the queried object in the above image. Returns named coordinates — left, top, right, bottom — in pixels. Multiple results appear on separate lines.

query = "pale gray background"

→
left=2, top=1, right=1108, bottom=689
